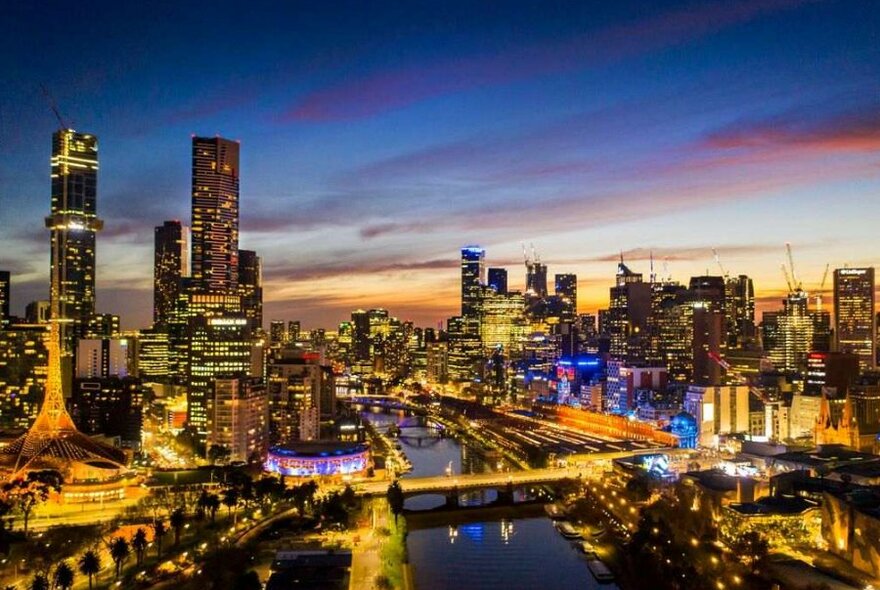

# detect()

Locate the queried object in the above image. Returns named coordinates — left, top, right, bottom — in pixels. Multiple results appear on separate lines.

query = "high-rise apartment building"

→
left=46, top=129, right=102, bottom=345
left=834, top=267, right=876, bottom=370
left=191, top=136, right=240, bottom=293
left=154, top=220, right=190, bottom=326
left=461, top=246, right=485, bottom=320
left=607, top=262, right=651, bottom=363
left=208, top=376, right=267, bottom=463
left=0, top=271, right=9, bottom=326
left=555, top=274, right=577, bottom=323
left=238, top=249, right=263, bottom=330
left=726, top=275, right=755, bottom=348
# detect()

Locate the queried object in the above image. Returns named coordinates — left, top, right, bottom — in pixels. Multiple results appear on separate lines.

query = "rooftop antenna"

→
left=649, top=250, right=656, bottom=284
left=40, top=84, right=71, bottom=130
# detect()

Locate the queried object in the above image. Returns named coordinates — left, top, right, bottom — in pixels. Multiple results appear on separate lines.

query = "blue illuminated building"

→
left=668, top=411, right=698, bottom=449
left=264, top=442, right=370, bottom=477
left=543, top=354, right=603, bottom=406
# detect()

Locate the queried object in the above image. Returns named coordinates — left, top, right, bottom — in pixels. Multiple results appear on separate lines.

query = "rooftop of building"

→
left=771, top=444, right=880, bottom=469
left=268, top=441, right=368, bottom=458
left=684, top=469, right=743, bottom=493
left=727, top=495, right=818, bottom=516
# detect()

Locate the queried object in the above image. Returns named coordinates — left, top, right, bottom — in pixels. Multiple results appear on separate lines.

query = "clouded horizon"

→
left=2, top=0, right=878, bottom=330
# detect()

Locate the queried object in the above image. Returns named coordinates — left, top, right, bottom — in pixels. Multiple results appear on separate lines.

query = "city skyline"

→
left=2, top=0, right=879, bottom=330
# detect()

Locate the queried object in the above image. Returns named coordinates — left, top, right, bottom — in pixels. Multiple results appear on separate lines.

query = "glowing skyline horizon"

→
left=2, top=0, right=878, bottom=330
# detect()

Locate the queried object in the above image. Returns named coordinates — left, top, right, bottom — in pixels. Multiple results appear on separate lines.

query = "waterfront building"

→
left=266, top=350, right=336, bottom=444
left=834, top=267, right=876, bottom=370
left=264, top=441, right=369, bottom=478
left=154, top=220, right=190, bottom=327
left=191, top=136, right=240, bottom=293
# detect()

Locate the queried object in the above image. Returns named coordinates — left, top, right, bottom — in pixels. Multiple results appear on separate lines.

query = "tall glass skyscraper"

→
left=45, top=129, right=102, bottom=345
left=191, top=136, right=240, bottom=294
left=460, top=246, right=485, bottom=320
left=154, top=220, right=190, bottom=326
left=834, top=267, right=876, bottom=370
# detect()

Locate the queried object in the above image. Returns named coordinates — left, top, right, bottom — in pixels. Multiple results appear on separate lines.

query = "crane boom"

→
left=40, top=84, right=69, bottom=130
left=781, top=263, right=794, bottom=293
left=712, top=247, right=729, bottom=279
left=785, top=242, right=801, bottom=291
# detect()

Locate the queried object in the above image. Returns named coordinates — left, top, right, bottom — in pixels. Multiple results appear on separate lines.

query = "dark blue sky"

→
left=2, top=0, right=878, bottom=328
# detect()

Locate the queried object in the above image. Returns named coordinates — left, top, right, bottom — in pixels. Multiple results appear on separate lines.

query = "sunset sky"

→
left=1, top=0, right=878, bottom=329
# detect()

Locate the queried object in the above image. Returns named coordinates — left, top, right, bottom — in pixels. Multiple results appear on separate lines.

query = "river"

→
left=362, top=407, right=618, bottom=590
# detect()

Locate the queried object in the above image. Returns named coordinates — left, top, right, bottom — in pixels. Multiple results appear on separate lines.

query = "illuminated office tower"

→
left=726, top=275, right=755, bottom=347
left=154, top=221, right=190, bottom=326
left=0, top=271, right=9, bottom=326
left=208, top=377, right=267, bottom=463
left=487, top=268, right=508, bottom=294
left=555, top=273, right=577, bottom=323
left=479, top=289, right=527, bottom=353
left=768, top=292, right=814, bottom=374
left=460, top=246, right=485, bottom=320
left=607, top=262, right=651, bottom=363
left=834, top=267, right=876, bottom=369
left=238, top=249, right=263, bottom=330
left=46, top=129, right=102, bottom=346
left=191, top=136, right=240, bottom=293
left=288, top=320, right=301, bottom=343
left=269, top=320, right=286, bottom=346
left=187, top=316, right=262, bottom=447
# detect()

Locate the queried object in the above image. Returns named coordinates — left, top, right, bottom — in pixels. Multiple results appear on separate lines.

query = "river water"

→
left=362, top=408, right=617, bottom=590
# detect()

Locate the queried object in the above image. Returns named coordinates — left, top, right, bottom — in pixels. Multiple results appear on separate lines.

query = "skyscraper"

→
left=45, top=129, right=101, bottom=345
left=0, top=271, right=9, bottom=327
left=555, top=273, right=577, bottom=322
left=608, top=262, right=651, bottom=363
left=487, top=268, right=508, bottom=294
left=834, top=267, right=876, bottom=370
left=191, top=136, right=240, bottom=293
left=238, top=249, right=263, bottom=330
left=726, top=275, right=755, bottom=348
left=526, top=261, right=548, bottom=298
left=460, top=246, right=485, bottom=320
left=154, top=220, right=190, bottom=326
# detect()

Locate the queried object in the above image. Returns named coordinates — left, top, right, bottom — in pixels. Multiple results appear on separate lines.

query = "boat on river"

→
left=586, top=558, right=614, bottom=583
left=554, top=521, right=582, bottom=540
left=545, top=503, right=567, bottom=520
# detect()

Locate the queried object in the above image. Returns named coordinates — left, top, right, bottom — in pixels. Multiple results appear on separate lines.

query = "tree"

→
left=731, top=531, right=769, bottom=574
left=386, top=481, right=405, bottom=525
left=202, top=492, right=221, bottom=524
left=152, top=520, right=167, bottom=558
left=222, top=488, right=239, bottom=524
left=53, top=561, right=75, bottom=590
left=170, top=508, right=186, bottom=546
left=2, top=470, right=62, bottom=535
left=78, top=550, right=101, bottom=590
left=131, top=528, right=148, bottom=566
left=208, top=445, right=231, bottom=466
left=109, top=536, right=130, bottom=579
left=28, top=573, right=48, bottom=590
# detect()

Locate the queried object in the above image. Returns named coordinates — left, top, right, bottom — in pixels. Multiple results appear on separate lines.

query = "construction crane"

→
left=708, top=352, right=771, bottom=403
left=815, top=263, right=830, bottom=311
left=781, top=263, right=794, bottom=294
left=712, top=247, right=730, bottom=280
left=785, top=242, right=802, bottom=292
left=40, top=84, right=71, bottom=130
